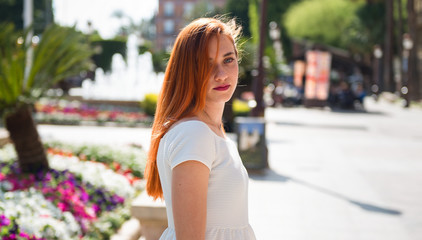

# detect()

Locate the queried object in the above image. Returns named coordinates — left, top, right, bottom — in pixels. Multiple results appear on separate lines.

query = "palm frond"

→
left=0, top=23, right=27, bottom=109
left=0, top=23, right=94, bottom=115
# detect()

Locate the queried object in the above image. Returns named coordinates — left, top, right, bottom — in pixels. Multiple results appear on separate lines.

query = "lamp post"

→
left=238, top=0, right=268, bottom=170
left=269, top=21, right=283, bottom=63
left=402, top=33, right=413, bottom=108
left=251, top=0, right=267, bottom=117
left=372, top=45, right=383, bottom=99
left=23, top=0, right=33, bottom=90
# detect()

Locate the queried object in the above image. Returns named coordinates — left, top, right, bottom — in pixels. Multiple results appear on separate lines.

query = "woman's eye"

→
left=224, top=57, right=235, bottom=64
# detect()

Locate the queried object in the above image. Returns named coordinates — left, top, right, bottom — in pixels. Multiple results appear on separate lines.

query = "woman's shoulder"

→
left=168, top=119, right=211, bottom=135
left=163, top=119, right=217, bottom=152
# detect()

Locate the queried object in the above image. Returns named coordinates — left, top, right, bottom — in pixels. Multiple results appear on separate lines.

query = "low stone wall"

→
left=0, top=129, right=10, bottom=147
left=131, top=191, right=167, bottom=240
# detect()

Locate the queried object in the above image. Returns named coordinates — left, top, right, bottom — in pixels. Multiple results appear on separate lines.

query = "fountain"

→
left=70, top=34, right=164, bottom=101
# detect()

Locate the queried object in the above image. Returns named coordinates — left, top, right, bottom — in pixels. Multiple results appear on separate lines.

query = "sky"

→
left=53, top=0, right=158, bottom=38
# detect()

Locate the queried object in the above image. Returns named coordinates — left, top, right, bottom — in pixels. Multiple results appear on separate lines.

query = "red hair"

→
left=144, top=18, right=241, bottom=199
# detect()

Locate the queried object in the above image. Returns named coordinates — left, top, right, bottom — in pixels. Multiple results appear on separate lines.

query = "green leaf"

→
left=0, top=23, right=93, bottom=115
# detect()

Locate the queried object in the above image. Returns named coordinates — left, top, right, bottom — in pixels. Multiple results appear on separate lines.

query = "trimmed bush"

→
left=141, top=93, right=158, bottom=117
left=91, top=36, right=127, bottom=73
left=233, top=99, right=251, bottom=117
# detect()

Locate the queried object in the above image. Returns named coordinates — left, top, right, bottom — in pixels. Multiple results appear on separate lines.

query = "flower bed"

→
left=34, top=98, right=152, bottom=127
left=44, top=141, right=146, bottom=180
left=0, top=142, right=146, bottom=239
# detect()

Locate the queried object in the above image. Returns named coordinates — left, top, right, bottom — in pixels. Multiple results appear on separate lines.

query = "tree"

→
left=352, top=2, right=385, bottom=54
left=0, top=23, right=94, bottom=173
left=0, top=0, right=54, bottom=34
left=284, top=0, right=363, bottom=50
left=225, top=0, right=251, bottom=37
left=226, top=0, right=300, bottom=55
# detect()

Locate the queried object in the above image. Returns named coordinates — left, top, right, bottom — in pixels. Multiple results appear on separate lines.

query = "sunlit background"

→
left=53, top=0, right=158, bottom=38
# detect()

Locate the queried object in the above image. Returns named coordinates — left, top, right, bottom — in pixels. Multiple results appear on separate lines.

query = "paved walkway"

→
left=249, top=98, right=422, bottom=240
left=35, top=97, right=422, bottom=240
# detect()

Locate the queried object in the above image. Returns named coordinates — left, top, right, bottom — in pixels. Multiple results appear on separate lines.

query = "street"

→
left=250, top=98, right=422, bottom=240
left=37, top=97, right=422, bottom=240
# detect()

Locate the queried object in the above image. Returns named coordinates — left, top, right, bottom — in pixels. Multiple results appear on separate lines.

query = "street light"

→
left=23, top=0, right=33, bottom=90
left=402, top=33, right=413, bottom=108
left=251, top=0, right=267, bottom=117
left=269, top=21, right=283, bottom=63
left=372, top=45, right=383, bottom=99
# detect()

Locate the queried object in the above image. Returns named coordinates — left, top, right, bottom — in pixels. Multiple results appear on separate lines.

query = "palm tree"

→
left=0, top=23, right=94, bottom=173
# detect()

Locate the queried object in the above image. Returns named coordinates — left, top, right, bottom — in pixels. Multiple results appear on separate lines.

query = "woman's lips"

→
left=213, top=85, right=230, bottom=91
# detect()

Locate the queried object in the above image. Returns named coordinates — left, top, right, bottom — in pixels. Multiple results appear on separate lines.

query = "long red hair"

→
left=144, top=18, right=241, bottom=199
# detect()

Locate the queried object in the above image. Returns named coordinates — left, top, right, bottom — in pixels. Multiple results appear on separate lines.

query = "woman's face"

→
left=206, top=34, right=239, bottom=105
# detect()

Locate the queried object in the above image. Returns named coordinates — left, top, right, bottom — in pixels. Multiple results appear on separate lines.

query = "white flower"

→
left=0, top=144, right=16, bottom=163
left=0, top=180, right=13, bottom=191
left=0, top=188, right=81, bottom=239
left=49, top=154, right=134, bottom=198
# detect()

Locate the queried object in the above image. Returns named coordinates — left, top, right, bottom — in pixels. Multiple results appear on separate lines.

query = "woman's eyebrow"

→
left=223, top=52, right=235, bottom=57
left=209, top=52, right=235, bottom=61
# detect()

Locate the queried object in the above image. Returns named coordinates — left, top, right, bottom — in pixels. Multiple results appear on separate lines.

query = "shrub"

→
left=91, top=36, right=127, bottom=73
left=151, top=51, right=170, bottom=73
left=141, top=93, right=158, bottom=117
left=233, top=99, right=251, bottom=117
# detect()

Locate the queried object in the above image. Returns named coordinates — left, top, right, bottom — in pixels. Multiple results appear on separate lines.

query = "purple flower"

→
left=0, top=214, right=11, bottom=226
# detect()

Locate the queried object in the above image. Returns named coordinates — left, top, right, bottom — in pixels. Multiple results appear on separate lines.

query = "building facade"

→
left=155, top=0, right=226, bottom=51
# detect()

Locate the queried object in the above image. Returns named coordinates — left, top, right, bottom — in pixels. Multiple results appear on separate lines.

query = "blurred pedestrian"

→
left=144, top=18, right=256, bottom=240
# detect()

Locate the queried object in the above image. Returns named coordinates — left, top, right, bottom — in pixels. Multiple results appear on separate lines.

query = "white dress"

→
left=157, top=120, right=256, bottom=240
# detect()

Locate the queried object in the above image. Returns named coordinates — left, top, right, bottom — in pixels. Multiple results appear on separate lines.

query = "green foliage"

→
left=0, top=0, right=54, bottom=34
left=267, top=0, right=300, bottom=60
left=0, top=23, right=94, bottom=116
left=233, top=99, right=251, bottom=117
left=225, top=0, right=251, bottom=37
left=139, top=40, right=152, bottom=55
left=248, top=0, right=259, bottom=45
left=141, top=93, right=158, bottom=116
left=351, top=2, right=385, bottom=53
left=284, top=0, right=363, bottom=50
left=91, top=35, right=127, bottom=73
left=225, top=0, right=300, bottom=59
left=237, top=37, right=255, bottom=92
left=267, top=0, right=299, bottom=23
left=151, top=50, right=170, bottom=73
left=264, top=45, right=280, bottom=80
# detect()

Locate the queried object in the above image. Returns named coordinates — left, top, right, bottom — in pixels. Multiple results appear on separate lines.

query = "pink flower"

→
left=0, top=214, right=11, bottom=226
left=80, top=191, right=89, bottom=202
left=57, top=202, right=67, bottom=211
left=19, top=232, right=29, bottom=238
left=92, top=204, right=101, bottom=213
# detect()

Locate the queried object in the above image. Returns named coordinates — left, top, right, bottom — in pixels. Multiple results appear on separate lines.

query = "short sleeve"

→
left=167, top=121, right=216, bottom=170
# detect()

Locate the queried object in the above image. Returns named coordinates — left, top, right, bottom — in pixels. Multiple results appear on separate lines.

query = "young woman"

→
left=144, top=17, right=256, bottom=240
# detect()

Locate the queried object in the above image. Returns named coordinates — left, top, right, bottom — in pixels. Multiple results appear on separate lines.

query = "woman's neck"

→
left=198, top=103, right=225, bottom=133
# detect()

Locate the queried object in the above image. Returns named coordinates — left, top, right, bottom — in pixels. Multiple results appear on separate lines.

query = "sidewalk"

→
left=34, top=97, right=422, bottom=240
left=248, top=98, right=422, bottom=240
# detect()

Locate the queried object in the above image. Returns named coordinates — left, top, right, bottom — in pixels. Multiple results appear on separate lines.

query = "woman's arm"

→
left=172, top=160, right=210, bottom=240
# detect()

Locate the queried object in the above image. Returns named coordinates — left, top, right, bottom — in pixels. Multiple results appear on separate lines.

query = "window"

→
left=164, top=20, right=175, bottom=34
left=183, top=2, right=194, bottom=17
left=164, top=2, right=174, bottom=17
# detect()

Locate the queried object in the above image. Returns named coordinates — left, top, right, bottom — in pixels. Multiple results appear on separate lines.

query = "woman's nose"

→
left=214, top=65, right=228, bottom=81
